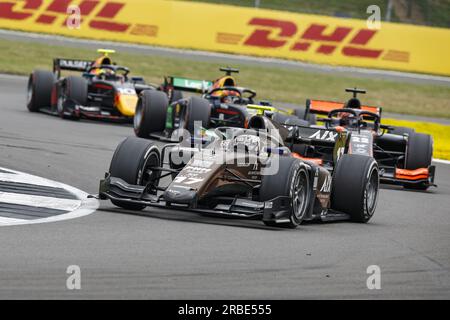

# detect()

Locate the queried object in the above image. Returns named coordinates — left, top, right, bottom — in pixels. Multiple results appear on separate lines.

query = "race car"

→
left=96, top=118, right=379, bottom=228
left=133, top=67, right=314, bottom=140
left=27, top=49, right=180, bottom=121
left=295, top=88, right=435, bottom=190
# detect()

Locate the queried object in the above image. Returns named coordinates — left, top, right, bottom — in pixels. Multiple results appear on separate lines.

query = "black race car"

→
left=96, top=117, right=379, bottom=228
left=27, top=49, right=179, bottom=121
left=133, top=67, right=313, bottom=140
left=295, top=88, right=435, bottom=190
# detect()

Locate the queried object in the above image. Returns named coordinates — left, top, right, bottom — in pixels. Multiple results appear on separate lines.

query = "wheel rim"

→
left=365, top=167, right=379, bottom=216
left=134, top=101, right=143, bottom=131
left=291, top=169, right=308, bottom=220
left=139, top=149, right=160, bottom=188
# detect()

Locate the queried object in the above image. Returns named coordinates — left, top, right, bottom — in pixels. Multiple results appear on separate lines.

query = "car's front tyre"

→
left=260, top=157, right=310, bottom=228
left=331, top=154, right=379, bottom=222
left=27, top=70, right=54, bottom=112
left=109, top=137, right=162, bottom=210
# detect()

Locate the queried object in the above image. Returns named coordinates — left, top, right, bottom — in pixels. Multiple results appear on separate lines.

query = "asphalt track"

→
left=0, top=74, right=449, bottom=299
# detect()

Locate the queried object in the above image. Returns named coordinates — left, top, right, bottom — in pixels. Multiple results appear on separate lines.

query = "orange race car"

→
left=294, top=88, right=436, bottom=190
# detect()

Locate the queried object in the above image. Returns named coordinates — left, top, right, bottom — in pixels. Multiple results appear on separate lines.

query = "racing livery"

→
left=96, top=117, right=379, bottom=228
left=133, top=67, right=314, bottom=140
left=298, top=88, right=436, bottom=190
left=27, top=49, right=178, bottom=121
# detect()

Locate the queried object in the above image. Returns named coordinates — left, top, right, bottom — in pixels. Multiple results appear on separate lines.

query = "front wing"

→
left=380, top=165, right=436, bottom=187
left=96, top=174, right=293, bottom=224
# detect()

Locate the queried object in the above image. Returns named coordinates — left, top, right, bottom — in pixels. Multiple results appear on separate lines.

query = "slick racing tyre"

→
left=58, top=76, right=88, bottom=119
left=109, top=137, right=162, bottom=210
left=294, top=107, right=317, bottom=125
left=185, top=96, right=211, bottom=133
left=260, top=157, right=310, bottom=228
left=27, top=70, right=55, bottom=112
left=403, top=132, right=433, bottom=190
left=134, top=90, right=168, bottom=138
left=331, top=154, right=379, bottom=223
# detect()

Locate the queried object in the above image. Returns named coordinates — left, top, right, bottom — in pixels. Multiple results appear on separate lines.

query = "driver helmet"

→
left=338, top=111, right=359, bottom=127
left=89, top=55, right=113, bottom=75
left=98, top=67, right=115, bottom=78
left=210, top=76, right=240, bottom=102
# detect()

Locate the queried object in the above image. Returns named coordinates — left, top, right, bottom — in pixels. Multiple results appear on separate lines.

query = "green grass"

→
left=1, top=37, right=450, bottom=118
left=180, top=0, right=449, bottom=28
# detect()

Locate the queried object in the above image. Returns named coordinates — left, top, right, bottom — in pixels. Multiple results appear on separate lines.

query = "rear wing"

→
left=53, top=58, right=93, bottom=78
left=164, top=76, right=213, bottom=93
left=306, top=99, right=382, bottom=117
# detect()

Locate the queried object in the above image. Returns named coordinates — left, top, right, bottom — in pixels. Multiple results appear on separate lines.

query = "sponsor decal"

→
left=0, top=0, right=447, bottom=75
left=221, top=17, right=409, bottom=62
left=312, top=168, right=319, bottom=190
left=320, top=175, right=332, bottom=193
left=309, top=130, right=338, bottom=142
left=350, top=133, right=372, bottom=155
left=58, top=59, right=91, bottom=69
left=0, top=0, right=158, bottom=36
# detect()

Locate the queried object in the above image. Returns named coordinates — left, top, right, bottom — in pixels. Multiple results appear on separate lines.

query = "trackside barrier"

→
left=0, top=0, right=449, bottom=76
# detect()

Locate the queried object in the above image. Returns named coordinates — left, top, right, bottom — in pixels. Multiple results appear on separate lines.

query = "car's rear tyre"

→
left=27, top=70, right=55, bottom=112
left=58, top=76, right=88, bottom=119
left=331, top=154, right=379, bottom=223
left=134, top=90, right=169, bottom=138
left=65, top=76, right=88, bottom=105
left=294, top=107, right=317, bottom=125
left=405, top=133, right=433, bottom=170
left=260, top=157, right=310, bottom=228
left=185, top=96, right=211, bottom=133
left=389, top=126, right=415, bottom=136
left=403, top=132, right=433, bottom=190
left=109, top=137, right=161, bottom=210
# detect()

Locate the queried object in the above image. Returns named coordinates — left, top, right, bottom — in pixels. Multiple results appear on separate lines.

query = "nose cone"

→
left=164, top=187, right=197, bottom=206
left=116, top=94, right=138, bottom=116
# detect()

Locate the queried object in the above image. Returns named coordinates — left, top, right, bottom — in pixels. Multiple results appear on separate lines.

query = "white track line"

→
left=433, top=158, right=450, bottom=165
left=0, top=217, right=26, bottom=224
left=0, top=193, right=81, bottom=211
left=0, top=167, right=98, bottom=226
left=0, top=171, right=66, bottom=188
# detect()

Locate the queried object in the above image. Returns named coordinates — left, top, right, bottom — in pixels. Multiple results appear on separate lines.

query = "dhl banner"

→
left=1, top=0, right=449, bottom=76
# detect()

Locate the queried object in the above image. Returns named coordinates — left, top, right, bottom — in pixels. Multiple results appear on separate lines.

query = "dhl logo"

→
left=218, top=18, right=409, bottom=62
left=0, top=0, right=157, bottom=36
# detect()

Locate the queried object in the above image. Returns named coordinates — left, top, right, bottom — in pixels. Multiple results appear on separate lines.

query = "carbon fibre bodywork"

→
left=98, top=125, right=353, bottom=224
left=301, top=93, right=436, bottom=189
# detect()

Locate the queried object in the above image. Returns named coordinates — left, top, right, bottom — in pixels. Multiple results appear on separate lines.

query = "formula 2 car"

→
left=96, top=121, right=379, bottom=228
left=27, top=49, right=180, bottom=121
left=133, top=67, right=314, bottom=140
left=296, top=88, right=435, bottom=190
